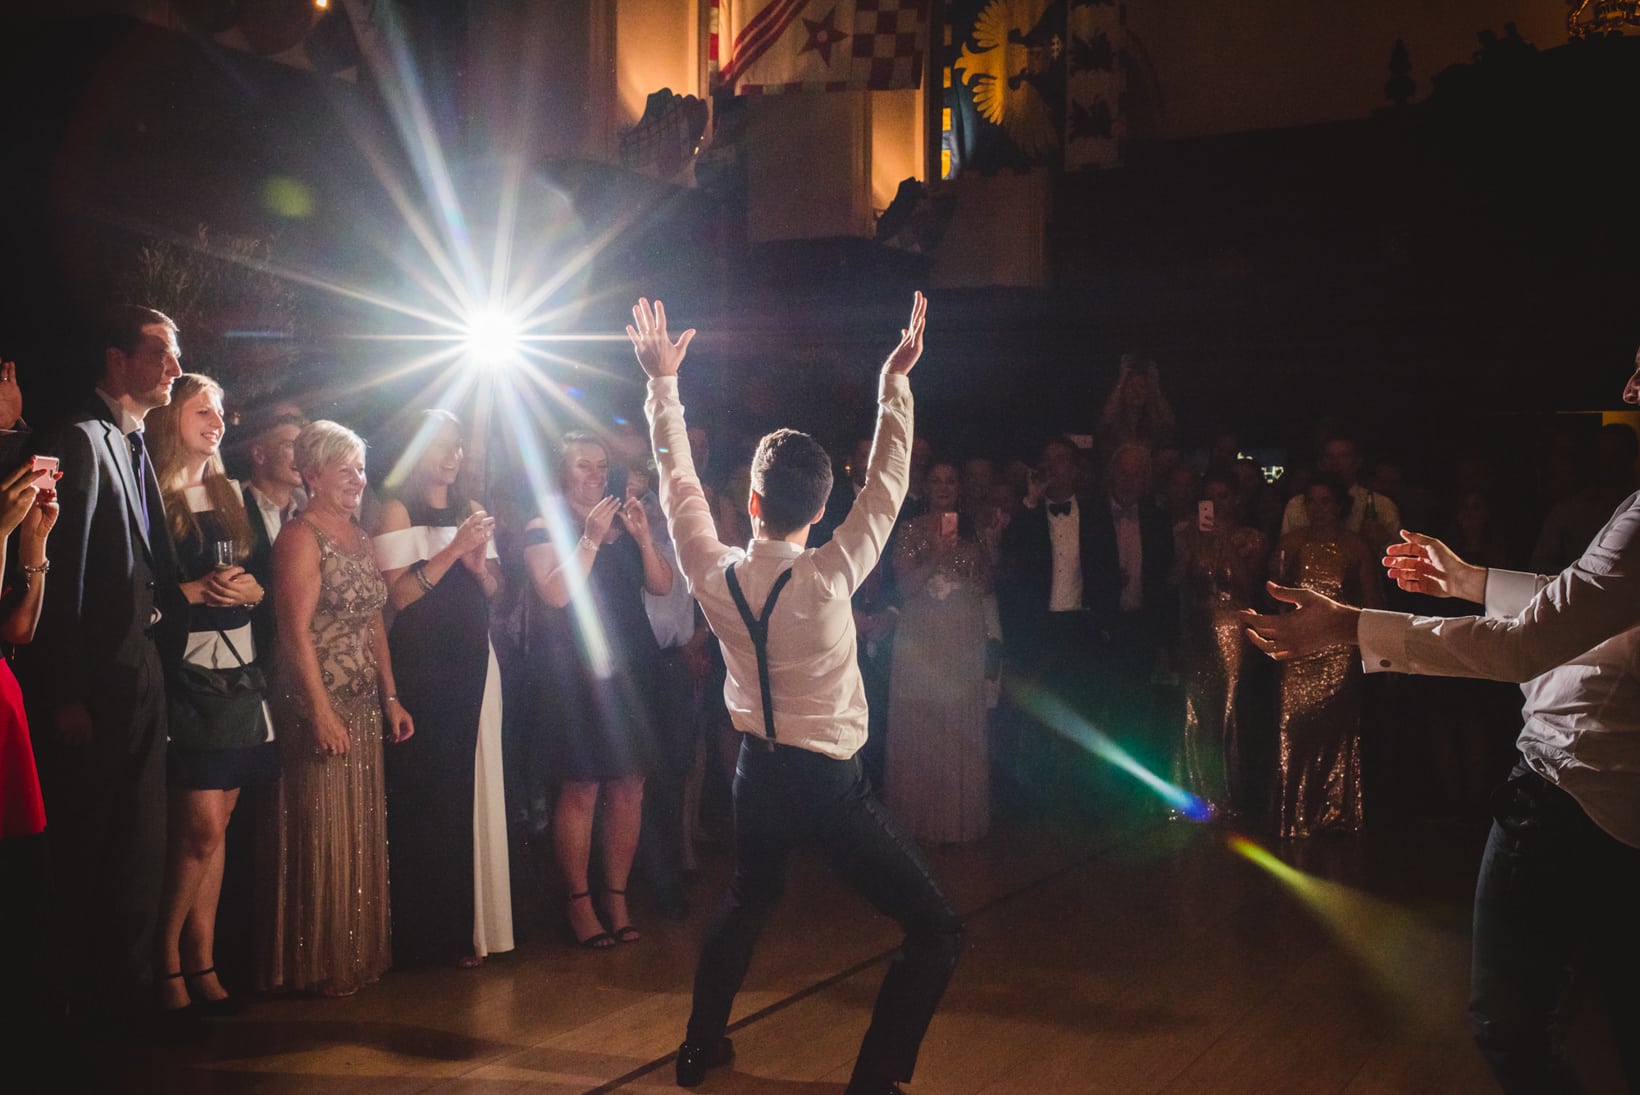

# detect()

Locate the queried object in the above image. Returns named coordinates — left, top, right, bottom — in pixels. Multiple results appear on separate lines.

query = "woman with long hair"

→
left=523, top=430, right=672, bottom=948
left=146, top=373, right=276, bottom=1020
left=885, top=461, right=993, bottom=843
left=372, top=410, right=513, bottom=968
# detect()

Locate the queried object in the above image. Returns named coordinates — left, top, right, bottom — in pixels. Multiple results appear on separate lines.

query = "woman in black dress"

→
left=373, top=410, right=513, bottom=967
left=148, top=374, right=276, bottom=1019
left=524, top=430, right=672, bottom=948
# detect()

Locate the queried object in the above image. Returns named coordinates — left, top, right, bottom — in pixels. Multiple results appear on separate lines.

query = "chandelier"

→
left=1568, top=0, right=1640, bottom=38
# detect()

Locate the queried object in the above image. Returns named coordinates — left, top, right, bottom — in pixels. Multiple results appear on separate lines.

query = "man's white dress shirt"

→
left=1358, top=491, right=1640, bottom=848
left=1046, top=499, right=1083, bottom=612
left=645, top=373, right=911, bottom=759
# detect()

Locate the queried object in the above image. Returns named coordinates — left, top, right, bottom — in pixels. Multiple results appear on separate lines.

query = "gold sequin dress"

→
left=259, top=519, right=392, bottom=993
left=885, top=514, right=992, bottom=844
left=1273, top=536, right=1365, bottom=839
left=1173, top=526, right=1265, bottom=818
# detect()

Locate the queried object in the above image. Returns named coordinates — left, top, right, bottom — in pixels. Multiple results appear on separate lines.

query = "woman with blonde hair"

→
left=261, top=420, right=413, bottom=997
left=146, top=373, right=275, bottom=1022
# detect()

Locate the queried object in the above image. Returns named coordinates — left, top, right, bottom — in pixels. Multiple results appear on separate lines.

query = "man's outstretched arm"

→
left=632, top=298, right=727, bottom=590
left=1241, top=503, right=1640, bottom=683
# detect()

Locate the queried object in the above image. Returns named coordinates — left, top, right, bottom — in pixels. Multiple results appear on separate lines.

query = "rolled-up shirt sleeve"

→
left=1359, top=493, right=1640, bottom=682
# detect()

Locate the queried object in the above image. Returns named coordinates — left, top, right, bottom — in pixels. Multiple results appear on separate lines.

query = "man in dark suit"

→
left=22, top=304, right=185, bottom=1025
left=997, top=438, right=1175, bottom=811
left=238, top=407, right=306, bottom=659
left=1080, top=441, right=1177, bottom=754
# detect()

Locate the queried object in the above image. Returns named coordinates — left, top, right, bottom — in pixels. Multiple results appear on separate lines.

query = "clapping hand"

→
left=453, top=510, right=495, bottom=572
left=627, top=298, right=696, bottom=379
left=583, top=495, right=621, bottom=544
left=618, top=495, right=651, bottom=542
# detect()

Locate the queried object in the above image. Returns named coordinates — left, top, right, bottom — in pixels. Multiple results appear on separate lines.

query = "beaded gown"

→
left=885, top=514, right=991, bottom=844
left=1172, top=525, right=1265, bottom=818
left=1272, top=536, right=1367, bottom=839
left=259, top=519, right=392, bottom=993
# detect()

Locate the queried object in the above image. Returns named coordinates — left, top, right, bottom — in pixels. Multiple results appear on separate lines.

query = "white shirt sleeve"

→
left=1358, top=494, right=1640, bottom=682
left=645, top=376, right=734, bottom=594
left=809, top=373, right=913, bottom=597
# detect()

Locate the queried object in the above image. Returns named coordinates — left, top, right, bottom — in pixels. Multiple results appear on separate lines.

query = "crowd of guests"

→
left=0, top=305, right=1628, bottom=1068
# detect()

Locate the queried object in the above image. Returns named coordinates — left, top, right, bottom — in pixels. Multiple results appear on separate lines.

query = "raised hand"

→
left=1383, top=530, right=1485, bottom=603
left=0, top=360, right=22, bottom=431
left=1239, top=581, right=1360, bottom=660
left=627, top=298, right=697, bottom=379
left=882, top=291, right=928, bottom=376
left=583, top=495, right=621, bottom=544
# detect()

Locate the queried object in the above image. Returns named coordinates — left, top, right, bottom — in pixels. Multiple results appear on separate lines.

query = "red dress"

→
left=0, top=658, right=46, bottom=838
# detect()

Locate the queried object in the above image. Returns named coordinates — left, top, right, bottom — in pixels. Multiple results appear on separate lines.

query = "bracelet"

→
left=383, top=694, right=399, bottom=705
left=20, top=560, right=48, bottom=575
left=409, top=559, right=435, bottom=593
left=578, top=535, right=600, bottom=553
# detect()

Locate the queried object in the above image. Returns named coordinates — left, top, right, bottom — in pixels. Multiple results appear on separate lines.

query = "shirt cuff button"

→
left=1379, top=659, right=1392, bottom=668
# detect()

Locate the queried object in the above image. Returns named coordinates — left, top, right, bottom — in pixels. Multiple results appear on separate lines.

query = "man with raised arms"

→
left=629, top=293, right=962, bottom=1095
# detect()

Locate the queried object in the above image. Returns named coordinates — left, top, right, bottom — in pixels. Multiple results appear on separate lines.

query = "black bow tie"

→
left=1047, top=501, right=1073, bottom=517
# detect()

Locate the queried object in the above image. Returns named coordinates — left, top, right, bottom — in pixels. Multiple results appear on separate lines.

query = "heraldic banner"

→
left=711, top=0, right=930, bottom=96
left=943, top=0, right=1123, bottom=176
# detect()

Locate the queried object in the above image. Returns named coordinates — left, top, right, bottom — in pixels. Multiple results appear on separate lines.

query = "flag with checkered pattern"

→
left=711, top=0, right=929, bottom=96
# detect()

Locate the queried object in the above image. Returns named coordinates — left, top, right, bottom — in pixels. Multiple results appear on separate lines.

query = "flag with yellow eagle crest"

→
left=943, top=0, right=1124, bottom=175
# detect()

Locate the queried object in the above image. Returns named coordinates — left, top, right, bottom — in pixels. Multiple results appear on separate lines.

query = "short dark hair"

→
left=101, top=305, right=177, bottom=357
left=751, top=428, right=833, bottom=537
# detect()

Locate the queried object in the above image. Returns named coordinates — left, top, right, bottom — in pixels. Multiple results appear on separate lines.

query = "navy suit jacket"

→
left=20, top=395, right=184, bottom=737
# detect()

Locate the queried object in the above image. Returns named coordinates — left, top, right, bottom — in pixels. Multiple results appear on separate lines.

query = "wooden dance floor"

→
left=101, top=809, right=1625, bottom=1094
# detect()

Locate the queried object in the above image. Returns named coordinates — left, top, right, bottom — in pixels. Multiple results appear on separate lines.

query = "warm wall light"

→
left=315, top=0, right=330, bottom=9
left=1568, top=0, right=1640, bottom=38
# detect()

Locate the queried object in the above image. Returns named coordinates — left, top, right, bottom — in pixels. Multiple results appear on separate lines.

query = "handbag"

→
left=168, top=629, right=268, bottom=751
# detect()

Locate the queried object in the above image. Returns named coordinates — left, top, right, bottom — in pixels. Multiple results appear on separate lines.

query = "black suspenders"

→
left=724, top=563, right=796, bottom=742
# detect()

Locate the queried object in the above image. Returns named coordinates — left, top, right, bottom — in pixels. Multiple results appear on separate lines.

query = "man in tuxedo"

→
left=997, top=438, right=1175, bottom=807
left=23, top=305, right=185, bottom=1025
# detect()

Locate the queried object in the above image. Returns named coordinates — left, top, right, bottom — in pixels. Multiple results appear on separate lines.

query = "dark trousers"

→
left=686, top=736, right=964, bottom=1085
left=1469, top=762, right=1640, bottom=1093
left=34, top=644, right=168, bottom=1019
left=639, top=647, right=697, bottom=901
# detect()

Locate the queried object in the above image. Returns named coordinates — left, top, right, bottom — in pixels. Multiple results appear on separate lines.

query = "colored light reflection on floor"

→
left=1011, top=683, right=1213, bottom=821
left=1225, top=833, right=1448, bottom=1015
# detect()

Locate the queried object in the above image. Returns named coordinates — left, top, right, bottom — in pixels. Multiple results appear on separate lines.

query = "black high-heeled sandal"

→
left=184, top=966, right=247, bottom=1017
left=603, top=888, right=641, bottom=944
left=567, top=890, right=614, bottom=949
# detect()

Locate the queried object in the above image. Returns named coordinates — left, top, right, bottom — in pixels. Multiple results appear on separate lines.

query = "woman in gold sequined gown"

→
left=1172, top=471, right=1267, bottom=819
left=1270, top=480, right=1382, bottom=839
left=260, top=422, right=415, bottom=996
left=886, top=463, right=992, bottom=844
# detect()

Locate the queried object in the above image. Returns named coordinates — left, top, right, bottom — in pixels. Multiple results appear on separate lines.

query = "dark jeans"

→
left=639, top=647, right=697, bottom=901
left=686, top=736, right=964, bottom=1085
left=1470, top=761, right=1640, bottom=1093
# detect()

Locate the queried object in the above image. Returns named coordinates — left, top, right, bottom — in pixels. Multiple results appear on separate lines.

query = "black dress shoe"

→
left=675, top=1036, right=733, bottom=1087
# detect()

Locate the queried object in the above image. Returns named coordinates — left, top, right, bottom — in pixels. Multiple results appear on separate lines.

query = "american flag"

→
left=712, top=0, right=929, bottom=96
